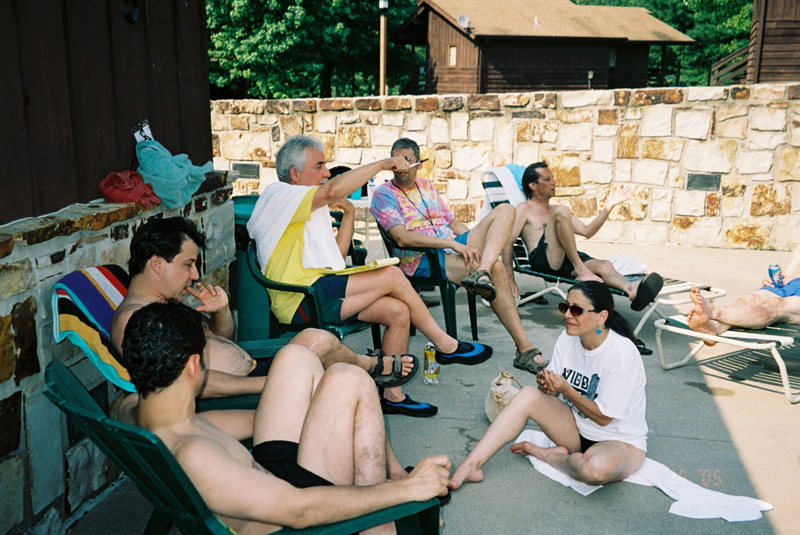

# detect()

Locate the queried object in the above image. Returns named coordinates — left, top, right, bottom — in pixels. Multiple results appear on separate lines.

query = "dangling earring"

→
left=595, top=328, right=603, bottom=335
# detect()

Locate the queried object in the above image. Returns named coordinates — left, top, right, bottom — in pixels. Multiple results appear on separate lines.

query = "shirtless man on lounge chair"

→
left=117, top=301, right=449, bottom=535
left=688, top=244, right=800, bottom=339
left=111, top=217, right=417, bottom=399
left=508, top=162, right=664, bottom=312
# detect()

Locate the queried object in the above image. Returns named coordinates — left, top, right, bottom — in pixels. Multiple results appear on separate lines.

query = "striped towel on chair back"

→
left=52, top=265, right=135, bottom=391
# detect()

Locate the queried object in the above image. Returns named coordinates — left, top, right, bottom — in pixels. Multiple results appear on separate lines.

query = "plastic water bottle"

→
left=422, top=342, right=440, bottom=385
left=367, top=177, right=376, bottom=199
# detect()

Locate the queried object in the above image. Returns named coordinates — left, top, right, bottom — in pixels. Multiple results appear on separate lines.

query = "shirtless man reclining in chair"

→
left=508, top=162, right=664, bottom=313
left=688, top=243, right=800, bottom=342
left=117, top=301, right=450, bottom=535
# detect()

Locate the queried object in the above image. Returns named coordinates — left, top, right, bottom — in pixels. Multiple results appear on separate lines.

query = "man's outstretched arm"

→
left=572, top=187, right=633, bottom=239
left=311, top=156, right=409, bottom=210
left=181, top=442, right=450, bottom=530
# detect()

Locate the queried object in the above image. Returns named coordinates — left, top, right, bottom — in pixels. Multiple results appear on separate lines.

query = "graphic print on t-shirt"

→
left=561, top=367, right=599, bottom=419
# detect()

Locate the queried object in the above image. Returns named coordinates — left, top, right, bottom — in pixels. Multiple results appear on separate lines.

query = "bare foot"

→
left=689, top=285, right=717, bottom=319
left=449, top=459, right=484, bottom=490
left=370, top=354, right=415, bottom=378
left=511, top=442, right=569, bottom=463
left=686, top=303, right=721, bottom=346
left=573, top=264, right=603, bottom=283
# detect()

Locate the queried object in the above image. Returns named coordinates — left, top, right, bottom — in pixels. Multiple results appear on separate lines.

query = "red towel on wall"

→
left=99, top=170, right=161, bottom=207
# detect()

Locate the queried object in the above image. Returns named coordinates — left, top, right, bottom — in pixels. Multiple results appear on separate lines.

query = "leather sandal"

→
left=461, top=269, right=496, bottom=301
left=513, top=347, right=549, bottom=375
left=366, top=349, right=419, bottom=388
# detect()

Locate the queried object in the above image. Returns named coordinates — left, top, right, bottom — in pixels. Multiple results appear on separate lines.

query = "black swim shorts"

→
left=528, top=233, right=593, bottom=278
left=251, top=440, right=333, bottom=488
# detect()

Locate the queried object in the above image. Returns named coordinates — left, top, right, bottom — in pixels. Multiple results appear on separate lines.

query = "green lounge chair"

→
left=44, top=360, right=440, bottom=534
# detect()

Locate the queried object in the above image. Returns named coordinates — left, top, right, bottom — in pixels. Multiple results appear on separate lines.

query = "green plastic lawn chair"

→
left=44, top=361, right=440, bottom=534
left=246, top=241, right=382, bottom=348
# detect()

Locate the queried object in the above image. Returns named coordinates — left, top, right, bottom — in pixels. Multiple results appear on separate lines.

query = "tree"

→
left=573, top=0, right=752, bottom=86
left=207, top=0, right=417, bottom=99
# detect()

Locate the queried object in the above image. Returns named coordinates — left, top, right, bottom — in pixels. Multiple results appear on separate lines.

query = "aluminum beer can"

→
left=422, top=342, right=440, bottom=385
left=769, top=264, right=784, bottom=288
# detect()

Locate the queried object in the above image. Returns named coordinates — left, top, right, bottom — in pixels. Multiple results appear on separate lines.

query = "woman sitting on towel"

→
left=450, top=281, right=647, bottom=488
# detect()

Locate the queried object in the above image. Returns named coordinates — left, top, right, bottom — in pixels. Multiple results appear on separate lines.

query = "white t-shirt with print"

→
left=547, top=329, right=648, bottom=452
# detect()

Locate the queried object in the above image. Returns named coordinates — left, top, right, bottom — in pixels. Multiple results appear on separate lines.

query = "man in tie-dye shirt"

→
left=370, top=138, right=548, bottom=374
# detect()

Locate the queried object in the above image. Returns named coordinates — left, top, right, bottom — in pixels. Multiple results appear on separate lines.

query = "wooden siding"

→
left=427, top=11, right=480, bottom=93
left=480, top=41, right=617, bottom=92
left=0, top=0, right=212, bottom=226
left=748, top=0, right=800, bottom=83
left=608, top=45, right=650, bottom=89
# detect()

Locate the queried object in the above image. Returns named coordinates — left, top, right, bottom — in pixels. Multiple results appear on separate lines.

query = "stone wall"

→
left=0, top=177, right=234, bottom=534
left=212, top=84, right=800, bottom=251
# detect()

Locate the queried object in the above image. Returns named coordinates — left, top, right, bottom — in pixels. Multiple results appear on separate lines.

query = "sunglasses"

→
left=558, top=302, right=596, bottom=316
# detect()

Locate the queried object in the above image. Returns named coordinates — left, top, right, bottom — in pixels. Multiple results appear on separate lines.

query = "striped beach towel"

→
left=52, top=265, right=134, bottom=391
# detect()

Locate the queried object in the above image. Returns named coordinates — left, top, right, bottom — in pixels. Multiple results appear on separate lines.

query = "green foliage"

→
left=573, top=0, right=752, bottom=86
left=207, top=0, right=418, bottom=98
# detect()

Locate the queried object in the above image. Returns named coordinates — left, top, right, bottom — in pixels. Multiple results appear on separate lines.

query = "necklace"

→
left=392, top=181, right=435, bottom=227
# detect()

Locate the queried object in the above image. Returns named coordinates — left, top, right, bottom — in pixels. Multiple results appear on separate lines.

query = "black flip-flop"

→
left=634, top=338, right=653, bottom=356
left=367, top=349, right=419, bottom=388
left=631, top=272, right=664, bottom=312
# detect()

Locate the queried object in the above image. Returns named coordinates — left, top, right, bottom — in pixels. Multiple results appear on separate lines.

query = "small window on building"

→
left=609, top=47, right=617, bottom=68
left=449, top=45, right=457, bottom=66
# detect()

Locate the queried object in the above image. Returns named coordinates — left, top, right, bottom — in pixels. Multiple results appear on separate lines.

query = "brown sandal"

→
left=461, top=269, right=496, bottom=301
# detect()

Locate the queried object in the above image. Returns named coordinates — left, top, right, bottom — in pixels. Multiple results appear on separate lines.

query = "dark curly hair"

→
left=128, top=217, right=206, bottom=276
left=122, top=301, right=207, bottom=398
left=521, top=162, right=549, bottom=199
left=568, top=281, right=637, bottom=344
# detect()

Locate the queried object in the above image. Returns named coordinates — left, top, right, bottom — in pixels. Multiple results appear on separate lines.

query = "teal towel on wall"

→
left=136, top=140, right=213, bottom=209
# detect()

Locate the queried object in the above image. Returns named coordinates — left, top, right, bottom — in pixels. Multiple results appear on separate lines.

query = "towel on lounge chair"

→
left=52, top=265, right=134, bottom=391
left=247, top=182, right=346, bottom=272
left=479, top=165, right=528, bottom=219
left=515, top=430, right=772, bottom=522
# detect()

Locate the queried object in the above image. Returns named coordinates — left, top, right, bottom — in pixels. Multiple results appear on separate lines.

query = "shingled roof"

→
left=423, top=0, right=693, bottom=44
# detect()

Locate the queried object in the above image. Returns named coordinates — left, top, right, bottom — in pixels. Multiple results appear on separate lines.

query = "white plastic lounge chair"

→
left=654, top=315, right=800, bottom=404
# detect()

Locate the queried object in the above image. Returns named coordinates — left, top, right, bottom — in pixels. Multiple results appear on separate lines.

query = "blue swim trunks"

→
left=413, top=231, right=470, bottom=280
left=760, top=277, right=800, bottom=298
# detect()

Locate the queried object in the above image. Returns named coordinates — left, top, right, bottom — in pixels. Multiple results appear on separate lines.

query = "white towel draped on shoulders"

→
left=247, top=182, right=345, bottom=271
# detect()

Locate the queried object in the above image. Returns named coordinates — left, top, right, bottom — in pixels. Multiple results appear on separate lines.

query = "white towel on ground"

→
left=515, top=430, right=772, bottom=522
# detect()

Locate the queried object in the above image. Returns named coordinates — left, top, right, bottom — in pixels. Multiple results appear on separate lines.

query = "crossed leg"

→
left=289, top=328, right=414, bottom=381
left=445, top=256, right=539, bottom=356
left=340, top=266, right=459, bottom=354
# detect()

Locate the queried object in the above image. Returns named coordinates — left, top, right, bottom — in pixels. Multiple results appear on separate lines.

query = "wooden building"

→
left=394, top=0, right=693, bottom=94
left=748, top=0, right=800, bottom=82
left=0, top=0, right=212, bottom=226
